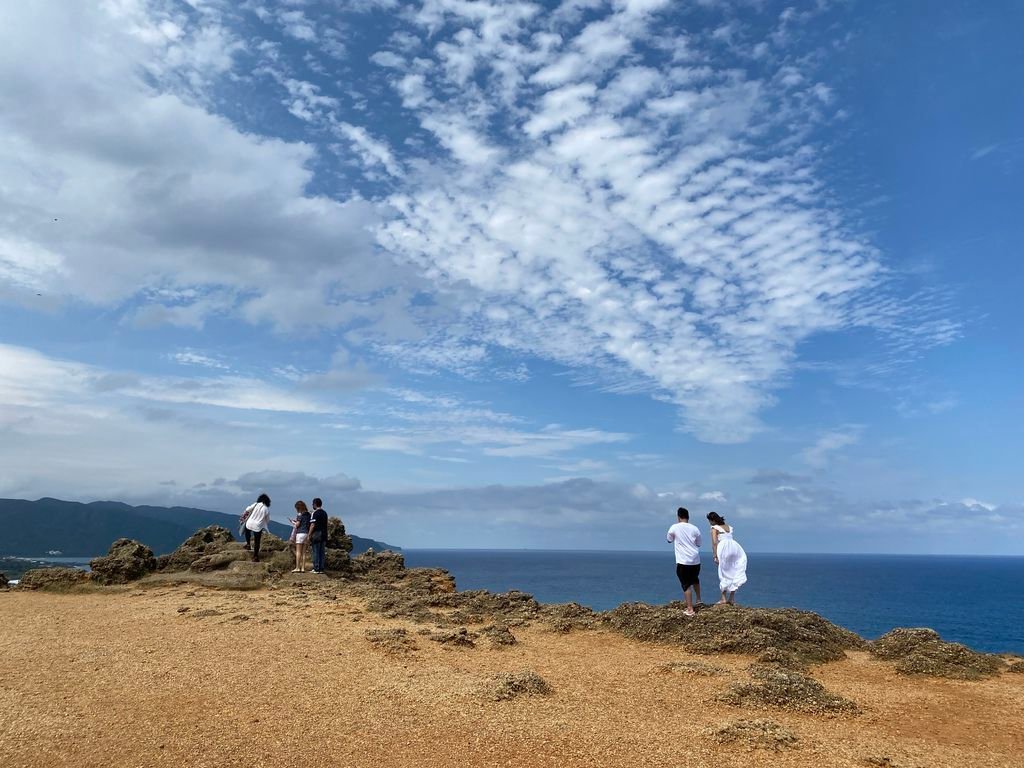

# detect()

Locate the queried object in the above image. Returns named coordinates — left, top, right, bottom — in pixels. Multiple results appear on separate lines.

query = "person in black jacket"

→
left=308, top=497, right=328, bottom=574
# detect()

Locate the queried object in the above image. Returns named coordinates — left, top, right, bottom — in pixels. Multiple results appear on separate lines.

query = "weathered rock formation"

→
left=0, top=572, right=8, bottom=589
left=603, top=603, right=865, bottom=664
left=19, top=567, right=92, bottom=590
left=870, top=627, right=1004, bottom=679
left=327, top=517, right=353, bottom=553
left=89, top=538, right=158, bottom=584
left=157, top=526, right=235, bottom=571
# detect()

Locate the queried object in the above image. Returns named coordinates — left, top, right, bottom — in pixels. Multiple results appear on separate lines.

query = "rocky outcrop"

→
left=324, top=549, right=351, bottom=572
left=90, top=539, right=157, bottom=584
left=157, top=526, right=235, bottom=572
left=0, top=572, right=8, bottom=589
left=351, top=549, right=405, bottom=579
left=326, top=517, right=353, bottom=553
left=19, top=567, right=92, bottom=590
left=870, top=628, right=1005, bottom=679
left=603, top=603, right=865, bottom=664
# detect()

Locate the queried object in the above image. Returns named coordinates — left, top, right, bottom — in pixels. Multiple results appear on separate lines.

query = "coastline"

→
left=2, top=551, right=1023, bottom=767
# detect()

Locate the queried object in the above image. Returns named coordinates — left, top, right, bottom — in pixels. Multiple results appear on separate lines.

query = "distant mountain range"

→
left=0, top=497, right=400, bottom=557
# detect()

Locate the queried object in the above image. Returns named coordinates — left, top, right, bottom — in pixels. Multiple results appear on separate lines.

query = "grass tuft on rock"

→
left=870, top=628, right=1004, bottom=680
left=492, top=670, right=551, bottom=701
left=721, top=665, right=859, bottom=715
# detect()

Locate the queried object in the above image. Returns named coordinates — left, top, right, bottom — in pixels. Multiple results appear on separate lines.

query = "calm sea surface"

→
left=404, top=550, right=1024, bottom=654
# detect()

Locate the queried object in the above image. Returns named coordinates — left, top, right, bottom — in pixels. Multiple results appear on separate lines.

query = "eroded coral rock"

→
left=19, top=567, right=92, bottom=590
left=89, top=539, right=157, bottom=584
left=157, top=526, right=235, bottom=572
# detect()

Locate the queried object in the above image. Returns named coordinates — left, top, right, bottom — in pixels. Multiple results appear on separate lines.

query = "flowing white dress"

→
left=714, top=525, right=747, bottom=593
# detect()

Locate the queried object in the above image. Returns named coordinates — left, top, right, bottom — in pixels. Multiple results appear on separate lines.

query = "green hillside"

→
left=0, top=497, right=399, bottom=557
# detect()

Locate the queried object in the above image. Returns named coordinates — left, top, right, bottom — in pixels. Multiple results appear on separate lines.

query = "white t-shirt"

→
left=667, top=521, right=702, bottom=565
left=244, top=502, right=271, bottom=533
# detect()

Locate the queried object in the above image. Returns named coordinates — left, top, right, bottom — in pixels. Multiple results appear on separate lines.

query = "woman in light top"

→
left=289, top=500, right=311, bottom=573
left=242, top=493, right=272, bottom=562
left=707, top=511, right=747, bottom=605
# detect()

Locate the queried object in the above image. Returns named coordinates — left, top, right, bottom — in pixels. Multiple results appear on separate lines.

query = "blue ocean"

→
left=404, top=550, right=1024, bottom=654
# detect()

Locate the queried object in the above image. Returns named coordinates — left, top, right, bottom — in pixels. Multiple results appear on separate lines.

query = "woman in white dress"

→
left=706, top=512, right=747, bottom=605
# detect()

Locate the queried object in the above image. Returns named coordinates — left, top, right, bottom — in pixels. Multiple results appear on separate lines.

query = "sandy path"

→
left=1, top=585, right=1021, bottom=768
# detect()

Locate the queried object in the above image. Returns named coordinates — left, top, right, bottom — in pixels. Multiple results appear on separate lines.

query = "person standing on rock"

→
left=667, top=507, right=702, bottom=617
left=707, top=511, right=747, bottom=605
left=290, top=500, right=311, bottom=573
left=308, top=497, right=328, bottom=574
left=242, top=493, right=272, bottom=562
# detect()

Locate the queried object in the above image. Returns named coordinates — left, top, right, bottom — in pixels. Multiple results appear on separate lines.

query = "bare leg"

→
left=694, top=582, right=702, bottom=605
left=299, top=543, right=306, bottom=572
left=683, top=587, right=694, bottom=615
left=718, top=590, right=729, bottom=604
left=727, top=590, right=736, bottom=605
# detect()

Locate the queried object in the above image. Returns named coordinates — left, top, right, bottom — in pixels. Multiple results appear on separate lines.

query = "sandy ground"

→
left=1, top=584, right=1022, bottom=768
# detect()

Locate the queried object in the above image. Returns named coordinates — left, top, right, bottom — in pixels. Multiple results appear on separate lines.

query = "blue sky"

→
left=1, top=0, right=1021, bottom=554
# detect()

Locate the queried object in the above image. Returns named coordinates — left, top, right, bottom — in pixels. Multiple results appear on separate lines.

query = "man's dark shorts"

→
left=676, top=563, right=701, bottom=590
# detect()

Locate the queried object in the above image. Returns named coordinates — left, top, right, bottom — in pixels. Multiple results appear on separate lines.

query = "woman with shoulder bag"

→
left=242, top=493, right=272, bottom=562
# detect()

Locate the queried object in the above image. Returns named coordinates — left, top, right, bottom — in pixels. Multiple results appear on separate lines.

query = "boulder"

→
left=351, top=549, right=405, bottom=580
left=256, top=531, right=288, bottom=553
left=324, top=549, right=351, bottom=573
left=19, top=567, right=91, bottom=590
left=265, top=549, right=295, bottom=574
left=0, top=572, right=8, bottom=589
left=402, top=567, right=456, bottom=594
left=90, top=538, right=157, bottom=584
left=158, top=526, right=235, bottom=572
left=326, top=517, right=353, bottom=553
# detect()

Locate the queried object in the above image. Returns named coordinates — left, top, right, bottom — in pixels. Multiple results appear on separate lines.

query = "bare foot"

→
left=716, top=599, right=729, bottom=605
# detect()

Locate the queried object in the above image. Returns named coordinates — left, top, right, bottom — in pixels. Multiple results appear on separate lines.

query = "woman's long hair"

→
left=257, top=493, right=271, bottom=506
left=294, top=500, right=308, bottom=514
left=706, top=511, right=726, bottom=526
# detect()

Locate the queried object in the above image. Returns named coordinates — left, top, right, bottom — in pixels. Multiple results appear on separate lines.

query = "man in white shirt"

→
left=666, top=507, right=703, bottom=617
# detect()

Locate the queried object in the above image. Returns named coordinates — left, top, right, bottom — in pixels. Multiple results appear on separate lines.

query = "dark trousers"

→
left=251, top=530, right=263, bottom=561
left=243, top=528, right=252, bottom=548
left=311, top=539, right=326, bottom=572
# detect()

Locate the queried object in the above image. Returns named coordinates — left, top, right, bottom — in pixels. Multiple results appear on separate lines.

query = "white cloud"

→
left=0, top=343, right=331, bottom=415
left=0, top=1, right=414, bottom=336
left=171, top=349, right=230, bottom=370
left=335, top=122, right=403, bottom=177
left=801, top=425, right=863, bottom=469
left=360, top=1, right=940, bottom=443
